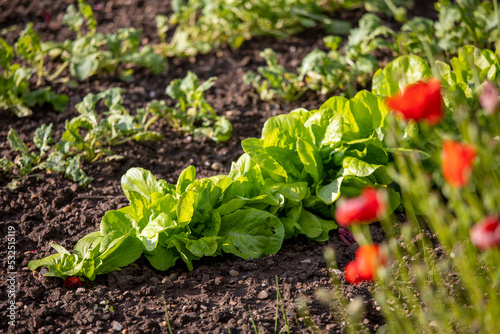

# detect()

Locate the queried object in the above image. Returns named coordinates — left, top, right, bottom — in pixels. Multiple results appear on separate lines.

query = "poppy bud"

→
left=41, top=9, right=52, bottom=25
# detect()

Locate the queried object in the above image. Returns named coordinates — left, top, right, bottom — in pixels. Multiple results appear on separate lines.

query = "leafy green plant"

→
left=147, top=71, right=232, bottom=142
left=155, top=0, right=353, bottom=57
left=1, top=88, right=163, bottom=189
left=243, top=48, right=304, bottom=101
left=15, top=23, right=44, bottom=85
left=396, top=0, right=499, bottom=61
left=44, top=0, right=166, bottom=81
left=0, top=37, right=68, bottom=117
left=29, top=85, right=404, bottom=279
left=0, top=124, right=91, bottom=190
left=373, top=45, right=499, bottom=115
left=56, top=87, right=163, bottom=163
left=244, top=13, right=395, bottom=101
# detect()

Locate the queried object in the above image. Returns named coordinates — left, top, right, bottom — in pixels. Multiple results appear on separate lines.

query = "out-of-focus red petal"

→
left=335, top=188, right=386, bottom=227
left=344, top=261, right=362, bottom=285
left=442, top=140, right=476, bottom=187
left=355, top=245, right=386, bottom=281
left=480, top=81, right=499, bottom=114
left=386, top=78, right=443, bottom=125
left=470, top=216, right=500, bottom=250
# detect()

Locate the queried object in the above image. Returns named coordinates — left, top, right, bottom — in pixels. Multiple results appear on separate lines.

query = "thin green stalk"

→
left=48, top=60, right=69, bottom=81
left=248, top=307, right=259, bottom=334
left=350, top=224, right=373, bottom=245
left=494, top=0, right=500, bottom=52
left=420, top=38, right=439, bottom=79
left=162, top=295, right=173, bottom=334
left=274, top=276, right=290, bottom=334
left=456, top=4, right=481, bottom=46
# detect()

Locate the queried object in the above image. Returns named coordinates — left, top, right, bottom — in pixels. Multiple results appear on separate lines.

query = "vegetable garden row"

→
left=2, top=0, right=500, bottom=333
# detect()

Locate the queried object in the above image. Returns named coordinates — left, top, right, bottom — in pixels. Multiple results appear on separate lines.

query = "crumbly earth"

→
left=0, top=1, right=436, bottom=333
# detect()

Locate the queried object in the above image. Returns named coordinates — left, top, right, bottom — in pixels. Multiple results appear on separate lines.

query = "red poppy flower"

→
left=470, top=216, right=500, bottom=250
left=442, top=140, right=476, bottom=187
left=386, top=78, right=443, bottom=125
left=63, top=276, right=82, bottom=289
left=344, top=244, right=387, bottom=285
left=335, top=188, right=386, bottom=227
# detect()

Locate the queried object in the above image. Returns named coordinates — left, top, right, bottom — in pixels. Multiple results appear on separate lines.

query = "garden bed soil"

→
left=0, top=1, right=436, bottom=333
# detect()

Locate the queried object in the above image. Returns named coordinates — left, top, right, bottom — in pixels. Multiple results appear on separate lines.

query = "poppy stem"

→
left=494, top=0, right=500, bottom=41
left=420, top=38, right=439, bottom=79
left=350, top=224, right=373, bottom=245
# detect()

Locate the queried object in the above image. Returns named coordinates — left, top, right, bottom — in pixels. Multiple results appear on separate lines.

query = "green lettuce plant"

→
left=1, top=88, right=163, bottom=189
left=146, top=71, right=232, bottom=142
left=0, top=37, right=68, bottom=117
left=44, top=0, right=166, bottom=81
left=29, top=87, right=402, bottom=279
left=155, top=0, right=354, bottom=57
left=244, top=13, right=395, bottom=101
left=396, top=0, right=499, bottom=61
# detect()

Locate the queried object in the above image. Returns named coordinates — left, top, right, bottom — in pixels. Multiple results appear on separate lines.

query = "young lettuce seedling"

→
left=0, top=37, right=68, bottom=117
left=56, top=87, right=163, bottom=163
left=244, top=14, right=395, bottom=102
left=148, top=71, right=232, bottom=142
left=45, top=0, right=166, bottom=81
left=0, top=124, right=91, bottom=190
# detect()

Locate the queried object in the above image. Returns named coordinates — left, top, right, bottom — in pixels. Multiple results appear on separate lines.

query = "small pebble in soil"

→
left=112, top=320, right=123, bottom=331
left=229, top=269, right=239, bottom=277
left=162, top=279, right=174, bottom=289
left=32, top=316, right=42, bottom=328
left=300, top=259, right=312, bottom=264
left=211, top=162, right=224, bottom=170
left=149, top=276, right=160, bottom=284
left=258, top=291, right=269, bottom=299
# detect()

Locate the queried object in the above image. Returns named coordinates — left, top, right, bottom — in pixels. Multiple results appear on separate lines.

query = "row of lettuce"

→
left=1, top=0, right=408, bottom=117
left=244, top=0, right=499, bottom=101
left=28, top=43, right=500, bottom=279
left=8, top=0, right=495, bottom=117
left=0, top=71, right=232, bottom=190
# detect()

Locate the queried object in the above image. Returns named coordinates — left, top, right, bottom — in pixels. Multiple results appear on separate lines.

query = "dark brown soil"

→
left=0, top=1, right=437, bottom=333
